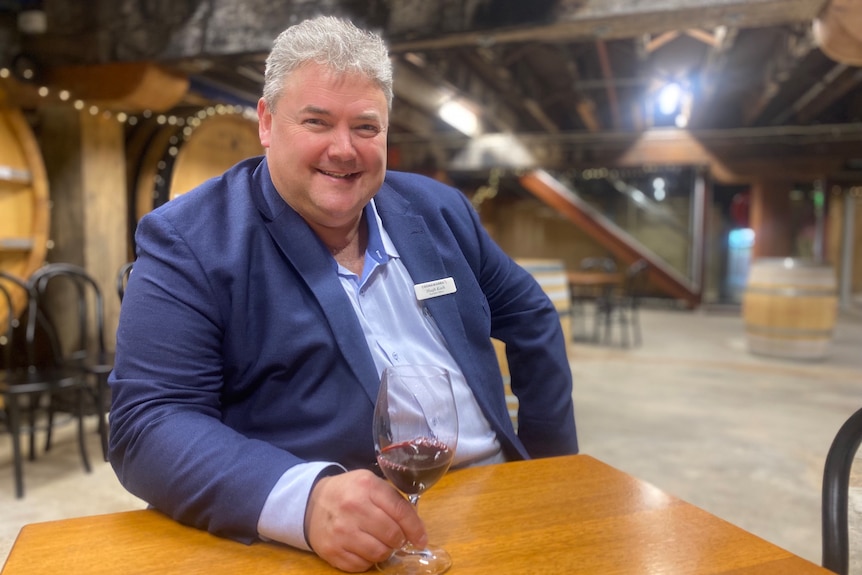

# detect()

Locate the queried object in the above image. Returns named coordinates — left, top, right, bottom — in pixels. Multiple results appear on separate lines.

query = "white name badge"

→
left=414, top=277, right=457, bottom=301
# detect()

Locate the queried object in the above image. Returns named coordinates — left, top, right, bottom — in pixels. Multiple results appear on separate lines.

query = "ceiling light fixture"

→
left=658, top=82, right=682, bottom=115
left=439, top=99, right=480, bottom=137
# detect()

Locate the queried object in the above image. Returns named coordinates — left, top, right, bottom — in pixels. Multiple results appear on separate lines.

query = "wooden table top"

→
left=1, top=455, right=829, bottom=574
left=567, top=270, right=623, bottom=287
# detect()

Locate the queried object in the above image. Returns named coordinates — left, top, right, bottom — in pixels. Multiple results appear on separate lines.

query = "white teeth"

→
left=320, top=170, right=354, bottom=179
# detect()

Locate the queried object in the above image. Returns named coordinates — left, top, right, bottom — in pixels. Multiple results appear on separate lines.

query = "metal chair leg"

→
left=76, top=387, right=91, bottom=473
left=95, top=374, right=109, bottom=461
left=7, top=393, right=25, bottom=498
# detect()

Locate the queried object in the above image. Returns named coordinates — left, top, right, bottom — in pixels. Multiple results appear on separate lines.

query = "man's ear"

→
left=257, top=98, right=272, bottom=148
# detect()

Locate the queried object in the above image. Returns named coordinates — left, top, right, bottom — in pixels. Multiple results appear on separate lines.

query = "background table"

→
left=1, top=455, right=831, bottom=574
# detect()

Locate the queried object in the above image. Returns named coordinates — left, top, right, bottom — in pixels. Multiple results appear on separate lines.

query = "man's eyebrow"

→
left=355, top=112, right=384, bottom=122
left=300, top=105, right=331, bottom=116
left=299, top=105, right=383, bottom=123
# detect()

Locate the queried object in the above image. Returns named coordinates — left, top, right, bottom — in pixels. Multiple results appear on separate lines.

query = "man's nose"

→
left=328, top=126, right=356, bottom=158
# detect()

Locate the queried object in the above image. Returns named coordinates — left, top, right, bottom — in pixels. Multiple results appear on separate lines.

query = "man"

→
left=109, top=15, right=577, bottom=573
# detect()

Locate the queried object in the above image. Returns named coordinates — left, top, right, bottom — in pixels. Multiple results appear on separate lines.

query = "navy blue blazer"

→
left=109, top=156, right=577, bottom=543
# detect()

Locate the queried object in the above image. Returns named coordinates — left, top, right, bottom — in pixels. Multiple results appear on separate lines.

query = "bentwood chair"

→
left=615, top=259, right=650, bottom=348
left=0, top=272, right=91, bottom=498
left=116, top=261, right=134, bottom=302
left=29, top=263, right=112, bottom=461
left=570, top=257, right=618, bottom=343
left=822, top=406, right=862, bottom=575
left=589, top=259, right=649, bottom=348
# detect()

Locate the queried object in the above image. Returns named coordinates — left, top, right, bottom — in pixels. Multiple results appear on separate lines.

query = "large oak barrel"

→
left=742, top=258, right=838, bottom=361
left=813, top=0, right=862, bottom=66
left=128, top=110, right=263, bottom=223
left=0, top=98, right=50, bottom=321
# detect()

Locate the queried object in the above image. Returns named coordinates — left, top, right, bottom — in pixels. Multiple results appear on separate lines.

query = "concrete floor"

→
left=1, top=306, right=861, bottom=570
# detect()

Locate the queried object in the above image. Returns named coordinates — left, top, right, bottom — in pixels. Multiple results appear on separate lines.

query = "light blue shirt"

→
left=257, top=199, right=503, bottom=550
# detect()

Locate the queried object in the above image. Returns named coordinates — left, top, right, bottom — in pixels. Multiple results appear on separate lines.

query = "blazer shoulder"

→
left=382, top=170, right=469, bottom=206
left=148, top=157, right=262, bottom=221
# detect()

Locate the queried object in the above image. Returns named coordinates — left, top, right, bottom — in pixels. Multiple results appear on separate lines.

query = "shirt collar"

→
left=366, top=198, right=399, bottom=263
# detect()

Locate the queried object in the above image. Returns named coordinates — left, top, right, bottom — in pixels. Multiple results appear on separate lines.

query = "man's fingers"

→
left=306, top=470, right=428, bottom=570
left=368, top=486, right=428, bottom=548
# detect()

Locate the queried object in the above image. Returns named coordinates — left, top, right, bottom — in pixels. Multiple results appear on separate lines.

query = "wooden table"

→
left=566, top=270, right=623, bottom=288
left=1, top=455, right=830, bottom=574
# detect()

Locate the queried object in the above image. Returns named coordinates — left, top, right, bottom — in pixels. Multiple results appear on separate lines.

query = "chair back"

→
left=0, top=271, right=45, bottom=369
left=623, top=260, right=649, bottom=303
left=823, top=407, right=862, bottom=575
left=117, top=262, right=134, bottom=302
left=29, top=264, right=107, bottom=364
left=0, top=281, right=14, bottom=370
left=580, top=257, right=617, bottom=273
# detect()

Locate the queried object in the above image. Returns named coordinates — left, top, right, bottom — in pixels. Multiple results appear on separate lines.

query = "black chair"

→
left=577, top=257, right=618, bottom=344
left=616, top=259, right=649, bottom=348
left=822, top=407, right=862, bottom=575
left=590, top=259, right=648, bottom=348
left=570, top=257, right=616, bottom=342
left=29, top=263, right=112, bottom=461
left=116, top=261, right=134, bottom=302
left=0, top=272, right=91, bottom=498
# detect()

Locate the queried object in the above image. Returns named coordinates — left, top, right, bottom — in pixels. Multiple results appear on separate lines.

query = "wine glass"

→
left=373, top=364, right=459, bottom=575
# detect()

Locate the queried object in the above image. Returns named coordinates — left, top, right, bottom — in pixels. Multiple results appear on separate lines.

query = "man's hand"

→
left=305, top=469, right=427, bottom=572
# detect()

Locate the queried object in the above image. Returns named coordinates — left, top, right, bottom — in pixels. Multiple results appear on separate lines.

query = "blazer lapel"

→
left=373, top=189, right=474, bottom=372
left=253, top=165, right=381, bottom=402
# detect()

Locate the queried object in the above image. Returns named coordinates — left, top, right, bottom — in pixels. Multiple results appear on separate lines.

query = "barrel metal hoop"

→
left=746, top=325, right=834, bottom=337
left=745, top=285, right=835, bottom=297
left=0, top=165, right=31, bottom=182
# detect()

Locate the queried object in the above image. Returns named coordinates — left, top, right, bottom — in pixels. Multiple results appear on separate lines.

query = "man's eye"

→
left=356, top=125, right=381, bottom=135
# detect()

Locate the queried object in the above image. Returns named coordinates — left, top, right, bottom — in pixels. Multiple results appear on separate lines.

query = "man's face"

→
left=257, top=61, right=389, bottom=234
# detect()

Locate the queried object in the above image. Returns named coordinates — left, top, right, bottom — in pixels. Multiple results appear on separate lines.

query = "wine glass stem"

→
left=402, top=494, right=423, bottom=553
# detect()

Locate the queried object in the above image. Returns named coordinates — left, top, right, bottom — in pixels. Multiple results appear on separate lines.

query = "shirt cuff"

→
left=257, top=461, right=346, bottom=551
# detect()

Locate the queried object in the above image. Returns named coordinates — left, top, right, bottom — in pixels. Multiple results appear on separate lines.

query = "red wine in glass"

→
left=377, top=437, right=454, bottom=495
left=373, top=364, right=458, bottom=575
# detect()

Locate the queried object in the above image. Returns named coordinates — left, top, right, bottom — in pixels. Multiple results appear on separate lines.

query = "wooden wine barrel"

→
left=129, top=111, right=263, bottom=223
left=813, top=0, right=862, bottom=66
left=492, top=258, right=573, bottom=427
left=0, top=97, right=50, bottom=321
left=742, top=258, right=838, bottom=361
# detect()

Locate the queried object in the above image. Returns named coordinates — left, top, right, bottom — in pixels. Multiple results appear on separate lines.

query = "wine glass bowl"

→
left=373, top=364, right=458, bottom=575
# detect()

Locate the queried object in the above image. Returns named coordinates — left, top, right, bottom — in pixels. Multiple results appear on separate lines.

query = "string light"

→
left=0, top=66, right=258, bottom=130
left=0, top=62, right=261, bottom=218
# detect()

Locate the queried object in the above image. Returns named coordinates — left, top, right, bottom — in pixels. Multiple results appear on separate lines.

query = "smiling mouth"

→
left=318, top=169, right=359, bottom=180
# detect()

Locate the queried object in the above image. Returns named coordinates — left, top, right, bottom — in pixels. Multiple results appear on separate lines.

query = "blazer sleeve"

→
left=108, top=210, right=302, bottom=544
left=461, top=191, right=579, bottom=457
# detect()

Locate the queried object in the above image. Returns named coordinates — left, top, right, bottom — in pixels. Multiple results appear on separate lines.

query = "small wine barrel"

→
left=0, top=97, right=50, bottom=321
left=492, top=258, right=573, bottom=427
left=742, top=258, right=838, bottom=361
left=129, top=111, right=263, bottom=223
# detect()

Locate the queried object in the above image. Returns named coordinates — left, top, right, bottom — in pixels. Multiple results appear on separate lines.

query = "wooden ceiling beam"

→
left=769, top=62, right=850, bottom=125
left=743, top=28, right=816, bottom=125
left=796, top=67, right=862, bottom=123
left=595, top=40, right=622, bottom=130
left=389, top=125, right=862, bottom=179
left=390, top=0, right=829, bottom=52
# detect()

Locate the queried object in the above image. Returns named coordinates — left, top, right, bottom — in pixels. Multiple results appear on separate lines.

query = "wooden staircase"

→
left=518, top=169, right=701, bottom=308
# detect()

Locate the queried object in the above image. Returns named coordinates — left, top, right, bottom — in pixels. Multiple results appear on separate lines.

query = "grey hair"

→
left=262, top=16, right=393, bottom=111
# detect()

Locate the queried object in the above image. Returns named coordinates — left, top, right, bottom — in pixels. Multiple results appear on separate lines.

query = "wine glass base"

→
left=375, top=544, right=452, bottom=575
